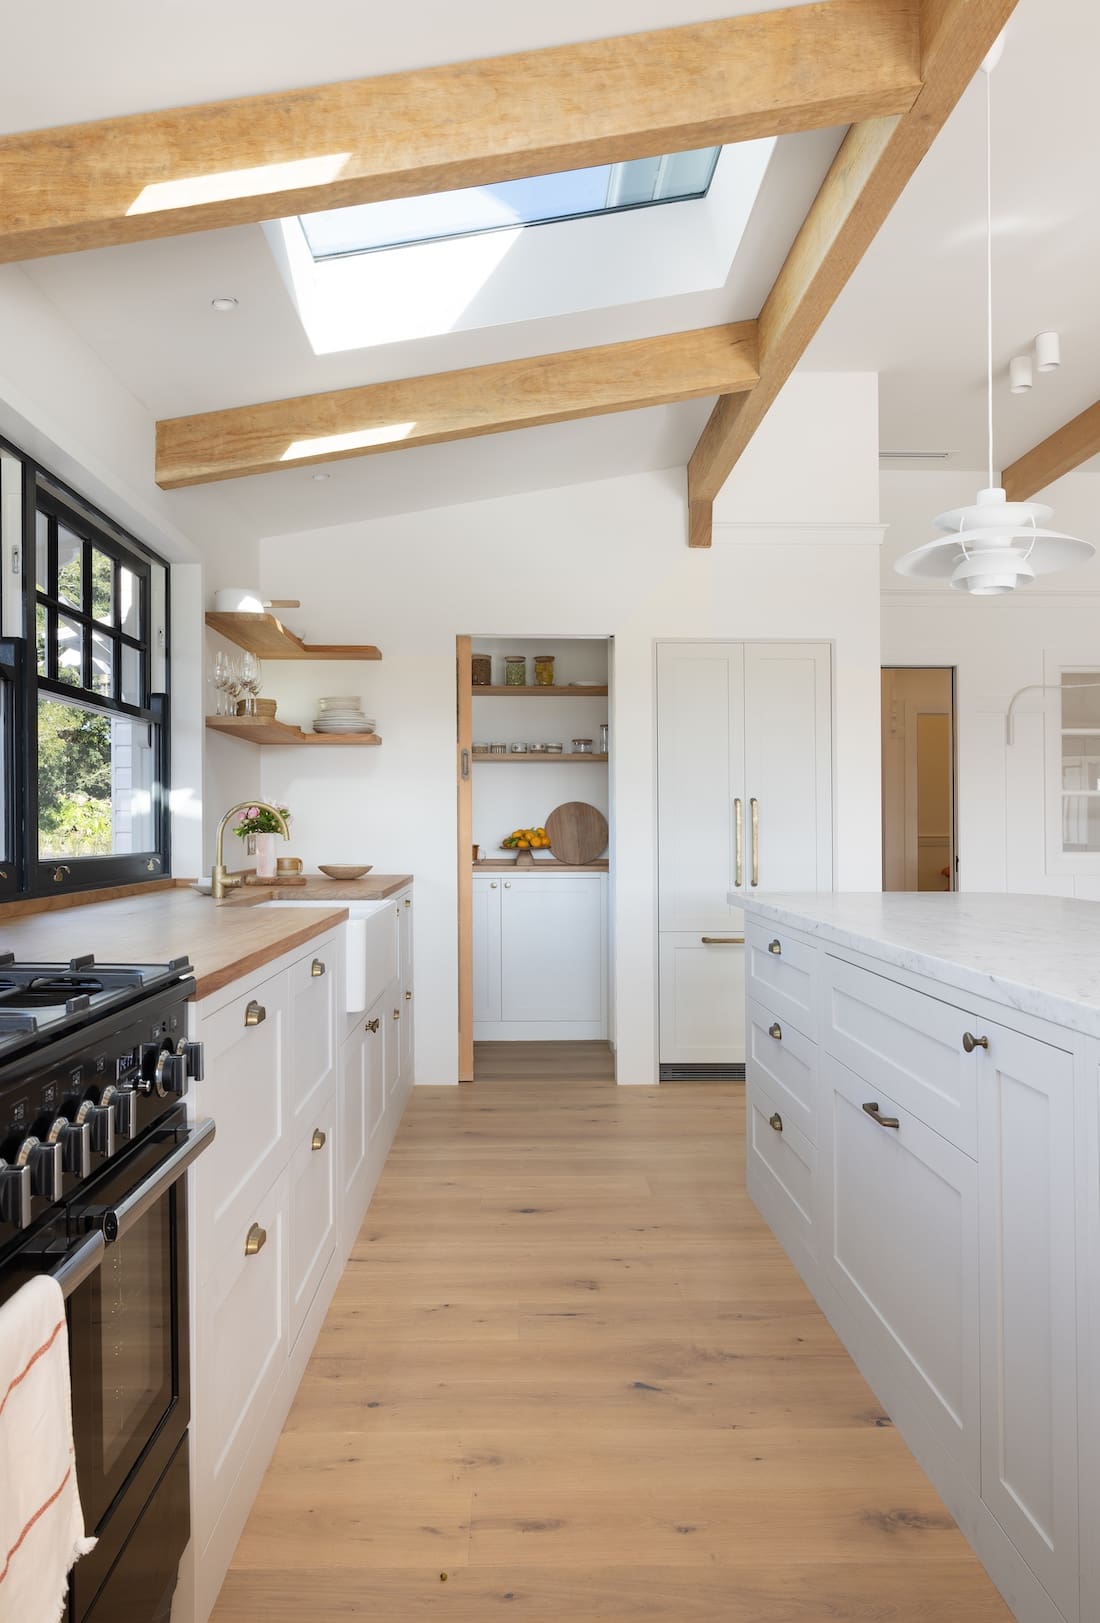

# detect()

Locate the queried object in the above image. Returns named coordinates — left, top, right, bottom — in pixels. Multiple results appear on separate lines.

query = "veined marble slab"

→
left=740, top=891, right=1100, bottom=1039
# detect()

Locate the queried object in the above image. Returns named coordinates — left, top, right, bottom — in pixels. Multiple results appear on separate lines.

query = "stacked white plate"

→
left=313, top=695, right=377, bottom=734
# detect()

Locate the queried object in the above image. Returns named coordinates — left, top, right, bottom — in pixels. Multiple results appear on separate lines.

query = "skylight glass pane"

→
left=300, top=147, right=720, bottom=259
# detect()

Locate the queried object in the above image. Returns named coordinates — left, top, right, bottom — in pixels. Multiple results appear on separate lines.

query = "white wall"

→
left=254, top=374, right=883, bottom=1086
left=881, top=467, right=1100, bottom=896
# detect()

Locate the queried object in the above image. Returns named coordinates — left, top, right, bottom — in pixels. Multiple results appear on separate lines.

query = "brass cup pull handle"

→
left=767, top=939, right=782, bottom=956
left=244, top=1000, right=266, bottom=1028
left=393, top=1008, right=401, bottom=1021
left=862, top=1101, right=900, bottom=1130
left=244, top=1222, right=267, bottom=1257
left=366, top=1018, right=381, bottom=1033
left=768, top=1022, right=782, bottom=1041
left=701, top=936, right=745, bottom=945
left=962, top=1032, right=989, bottom=1053
left=311, top=958, right=326, bottom=977
left=768, top=1112, right=783, bottom=1133
left=405, top=989, right=412, bottom=1001
left=311, top=1129, right=327, bottom=1152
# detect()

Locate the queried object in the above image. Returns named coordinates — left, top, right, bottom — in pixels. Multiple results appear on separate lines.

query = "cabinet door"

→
left=287, top=939, right=337, bottom=1130
left=977, top=1021, right=1078, bottom=1620
left=473, top=879, right=502, bottom=1023
left=399, top=892, right=414, bottom=1085
left=339, top=1024, right=369, bottom=1246
left=500, top=879, right=605, bottom=1027
left=657, top=642, right=745, bottom=930
left=289, top=1086, right=338, bottom=1351
left=743, top=643, right=832, bottom=892
left=658, top=932, right=745, bottom=1064
left=822, top=1054, right=980, bottom=1486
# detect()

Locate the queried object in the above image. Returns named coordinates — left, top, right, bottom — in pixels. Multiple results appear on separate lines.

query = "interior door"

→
left=456, top=636, right=473, bottom=1080
left=881, top=667, right=955, bottom=891
left=743, top=643, right=832, bottom=893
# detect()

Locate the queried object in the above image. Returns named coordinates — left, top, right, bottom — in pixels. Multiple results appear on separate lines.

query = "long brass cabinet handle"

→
left=244, top=1000, right=266, bottom=1028
left=366, top=1018, right=381, bottom=1033
left=769, top=1113, right=783, bottom=1132
left=311, top=1129, right=327, bottom=1152
left=962, top=1032, right=989, bottom=1053
left=768, top=1022, right=782, bottom=1041
left=244, top=1222, right=267, bottom=1257
left=862, top=1102, right=900, bottom=1129
left=311, top=958, right=326, bottom=978
left=750, top=798, right=759, bottom=887
left=734, top=798, right=743, bottom=888
left=701, top=936, right=744, bottom=945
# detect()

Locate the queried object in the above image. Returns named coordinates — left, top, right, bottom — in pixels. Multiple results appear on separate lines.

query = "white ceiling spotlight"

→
left=210, top=296, right=239, bottom=313
left=1009, top=354, right=1033, bottom=394
left=895, top=40, right=1093, bottom=597
left=1034, top=330, right=1061, bottom=372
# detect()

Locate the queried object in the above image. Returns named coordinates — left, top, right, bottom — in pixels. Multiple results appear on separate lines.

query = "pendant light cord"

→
left=985, top=65, right=994, bottom=491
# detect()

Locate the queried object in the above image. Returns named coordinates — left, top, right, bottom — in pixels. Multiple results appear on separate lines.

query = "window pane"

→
left=1062, top=733, right=1100, bottom=793
left=1062, top=793, right=1100, bottom=853
left=121, top=644, right=142, bottom=707
left=119, top=566, right=142, bottom=637
left=35, top=512, right=49, bottom=591
left=57, top=527, right=82, bottom=610
left=38, top=697, right=156, bottom=858
left=92, top=549, right=114, bottom=624
left=56, top=615, right=83, bottom=686
left=91, top=627, right=114, bottom=697
left=1062, top=672, right=1100, bottom=729
left=36, top=603, right=47, bottom=675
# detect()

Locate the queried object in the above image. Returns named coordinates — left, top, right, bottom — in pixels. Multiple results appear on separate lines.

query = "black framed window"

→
left=1, top=453, right=171, bottom=899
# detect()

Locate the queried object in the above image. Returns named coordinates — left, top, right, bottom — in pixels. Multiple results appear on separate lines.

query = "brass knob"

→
left=146, top=857, right=160, bottom=871
left=366, top=1018, right=380, bottom=1034
left=393, top=1008, right=401, bottom=1021
left=244, top=1000, right=266, bottom=1027
left=405, top=898, right=411, bottom=909
left=405, top=990, right=412, bottom=1002
left=767, top=939, right=782, bottom=956
left=311, top=958, right=326, bottom=977
left=769, top=1113, right=783, bottom=1133
left=311, top=1129, right=326, bottom=1152
left=768, top=1022, right=782, bottom=1041
left=244, top=1222, right=267, bottom=1257
left=962, top=1032, right=989, bottom=1053
left=53, top=865, right=71, bottom=883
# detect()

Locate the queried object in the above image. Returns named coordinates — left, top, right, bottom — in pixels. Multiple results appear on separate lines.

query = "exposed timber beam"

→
left=155, top=324, right=759, bottom=488
left=687, top=0, right=1022, bottom=547
left=1003, top=400, right=1100, bottom=502
left=0, top=0, right=921, bottom=263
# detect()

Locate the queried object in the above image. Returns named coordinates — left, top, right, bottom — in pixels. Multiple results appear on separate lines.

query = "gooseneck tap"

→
left=212, top=801, right=290, bottom=900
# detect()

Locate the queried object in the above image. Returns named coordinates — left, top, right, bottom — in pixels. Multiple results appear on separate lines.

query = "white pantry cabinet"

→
left=656, top=641, right=832, bottom=1067
left=473, top=872, right=608, bottom=1040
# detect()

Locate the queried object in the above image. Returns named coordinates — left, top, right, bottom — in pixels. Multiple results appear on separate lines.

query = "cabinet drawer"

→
left=194, top=1168, right=288, bottom=1541
left=289, top=1086, right=337, bottom=1350
left=822, top=1054, right=980, bottom=1487
left=193, top=973, right=286, bottom=1276
left=658, top=932, right=745, bottom=1065
left=747, top=999, right=816, bottom=1141
left=749, top=1084, right=817, bottom=1259
left=824, top=955, right=976, bottom=1155
left=746, top=920, right=818, bottom=1039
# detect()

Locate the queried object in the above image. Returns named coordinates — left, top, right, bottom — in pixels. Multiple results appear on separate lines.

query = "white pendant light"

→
left=894, top=43, right=1093, bottom=596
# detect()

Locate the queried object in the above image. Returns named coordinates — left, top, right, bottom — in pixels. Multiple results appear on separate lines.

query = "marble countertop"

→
left=743, top=891, right=1100, bottom=1038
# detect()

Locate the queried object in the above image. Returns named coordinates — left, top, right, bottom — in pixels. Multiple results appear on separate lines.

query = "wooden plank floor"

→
left=212, top=1061, right=1011, bottom=1622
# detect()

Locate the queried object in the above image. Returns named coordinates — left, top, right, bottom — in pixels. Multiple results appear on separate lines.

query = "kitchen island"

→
left=741, top=892, right=1100, bottom=1623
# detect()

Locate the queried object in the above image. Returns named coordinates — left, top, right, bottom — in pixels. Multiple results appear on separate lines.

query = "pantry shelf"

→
left=206, top=611, right=381, bottom=661
left=206, top=716, right=382, bottom=746
left=472, top=685, right=608, bottom=697
left=473, top=753, right=608, bottom=764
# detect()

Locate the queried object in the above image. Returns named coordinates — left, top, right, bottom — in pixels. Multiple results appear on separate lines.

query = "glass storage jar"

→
left=471, top=653, right=492, bottom=687
left=533, top=654, right=555, bottom=687
left=572, top=738, right=594, bottom=754
left=504, top=655, right=526, bottom=687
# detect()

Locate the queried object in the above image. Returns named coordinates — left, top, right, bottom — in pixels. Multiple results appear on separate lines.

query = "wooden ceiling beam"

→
left=155, top=323, right=759, bottom=488
left=1002, top=400, right=1100, bottom=502
left=686, top=0, right=1022, bottom=547
left=0, top=0, right=921, bottom=263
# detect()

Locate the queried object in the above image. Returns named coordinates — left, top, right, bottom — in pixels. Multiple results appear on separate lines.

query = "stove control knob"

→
left=76, top=1097, right=115, bottom=1159
left=113, top=1084, right=138, bottom=1141
left=57, top=1117, right=91, bottom=1179
left=0, top=1159, right=31, bottom=1229
left=17, top=1136, right=63, bottom=1203
left=183, top=1041, right=204, bottom=1082
left=155, top=1050, right=187, bottom=1097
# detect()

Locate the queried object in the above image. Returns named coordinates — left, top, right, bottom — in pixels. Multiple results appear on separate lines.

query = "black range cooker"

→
left=0, top=952, right=213, bottom=1623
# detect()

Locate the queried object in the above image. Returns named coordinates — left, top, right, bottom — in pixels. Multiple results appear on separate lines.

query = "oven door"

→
left=45, top=1111, right=214, bottom=1621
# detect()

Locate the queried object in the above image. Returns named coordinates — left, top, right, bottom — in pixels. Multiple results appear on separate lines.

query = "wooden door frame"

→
left=457, top=636, right=474, bottom=1080
left=880, top=666, right=957, bottom=892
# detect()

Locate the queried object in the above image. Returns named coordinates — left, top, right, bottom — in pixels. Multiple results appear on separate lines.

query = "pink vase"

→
left=254, top=832, right=277, bottom=879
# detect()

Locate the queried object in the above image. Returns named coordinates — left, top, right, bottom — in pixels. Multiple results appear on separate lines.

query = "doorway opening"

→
left=457, top=634, right=614, bottom=1082
left=881, top=667, right=957, bottom=891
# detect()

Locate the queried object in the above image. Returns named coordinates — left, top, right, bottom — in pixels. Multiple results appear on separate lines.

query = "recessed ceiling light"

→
left=311, top=471, right=331, bottom=482
left=210, top=296, right=239, bottom=312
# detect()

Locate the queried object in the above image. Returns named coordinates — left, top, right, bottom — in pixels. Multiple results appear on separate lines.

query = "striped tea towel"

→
left=0, top=1275, right=95, bottom=1622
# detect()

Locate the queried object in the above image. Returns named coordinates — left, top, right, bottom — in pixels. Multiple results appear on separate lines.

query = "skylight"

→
left=299, top=147, right=721, bottom=259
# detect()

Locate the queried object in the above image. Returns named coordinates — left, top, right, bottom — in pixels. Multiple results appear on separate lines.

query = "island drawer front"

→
left=746, top=1077, right=815, bottom=1256
left=747, top=999, right=816, bottom=1143
left=746, top=921, right=818, bottom=1040
left=821, top=1054, right=980, bottom=1488
left=823, top=956, right=976, bottom=1157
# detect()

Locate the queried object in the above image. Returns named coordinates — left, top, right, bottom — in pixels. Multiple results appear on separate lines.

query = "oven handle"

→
left=51, top=1230, right=107, bottom=1299
left=103, top=1117, right=216, bottom=1244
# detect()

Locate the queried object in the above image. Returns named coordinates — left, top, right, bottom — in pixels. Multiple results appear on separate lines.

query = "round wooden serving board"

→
left=545, top=802, right=608, bottom=866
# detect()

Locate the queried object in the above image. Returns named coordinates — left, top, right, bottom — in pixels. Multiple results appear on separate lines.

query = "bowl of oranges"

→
left=501, top=827, right=551, bottom=866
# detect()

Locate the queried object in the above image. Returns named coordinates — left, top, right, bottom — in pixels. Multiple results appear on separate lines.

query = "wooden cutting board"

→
left=545, top=802, right=608, bottom=866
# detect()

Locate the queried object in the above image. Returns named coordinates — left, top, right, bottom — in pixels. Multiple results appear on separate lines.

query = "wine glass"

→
left=240, top=652, right=262, bottom=699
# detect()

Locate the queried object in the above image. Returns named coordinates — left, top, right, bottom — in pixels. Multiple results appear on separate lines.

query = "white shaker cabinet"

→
left=656, top=641, right=832, bottom=1067
left=473, top=872, right=608, bottom=1039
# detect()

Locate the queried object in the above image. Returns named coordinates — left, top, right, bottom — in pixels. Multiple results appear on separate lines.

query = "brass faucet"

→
left=212, top=801, right=290, bottom=899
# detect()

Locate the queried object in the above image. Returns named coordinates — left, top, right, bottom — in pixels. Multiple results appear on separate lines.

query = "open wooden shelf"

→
left=473, top=752, right=607, bottom=764
left=472, top=685, right=607, bottom=697
left=206, top=716, right=381, bottom=747
left=206, top=611, right=381, bottom=661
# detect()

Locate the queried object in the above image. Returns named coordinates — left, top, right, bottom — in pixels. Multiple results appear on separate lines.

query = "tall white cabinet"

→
left=656, top=641, right=832, bottom=1067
